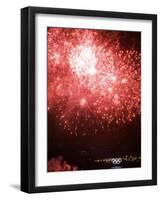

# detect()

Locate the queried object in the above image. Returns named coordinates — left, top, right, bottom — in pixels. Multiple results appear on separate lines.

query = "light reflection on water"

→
left=111, top=166, right=122, bottom=169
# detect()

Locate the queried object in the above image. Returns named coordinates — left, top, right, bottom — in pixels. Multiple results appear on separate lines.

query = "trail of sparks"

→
left=48, top=28, right=141, bottom=136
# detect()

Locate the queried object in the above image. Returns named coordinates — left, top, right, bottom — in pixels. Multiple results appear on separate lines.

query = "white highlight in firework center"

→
left=69, top=45, right=97, bottom=76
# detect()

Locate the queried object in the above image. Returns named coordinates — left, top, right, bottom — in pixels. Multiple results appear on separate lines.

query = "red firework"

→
left=48, top=28, right=141, bottom=136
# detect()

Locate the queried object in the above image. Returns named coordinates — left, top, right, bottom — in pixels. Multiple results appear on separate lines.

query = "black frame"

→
left=21, top=6, right=157, bottom=193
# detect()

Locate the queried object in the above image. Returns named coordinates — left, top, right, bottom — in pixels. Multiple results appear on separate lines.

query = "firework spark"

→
left=48, top=28, right=141, bottom=136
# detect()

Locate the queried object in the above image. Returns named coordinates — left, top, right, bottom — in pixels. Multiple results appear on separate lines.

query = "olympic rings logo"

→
left=111, top=158, right=122, bottom=165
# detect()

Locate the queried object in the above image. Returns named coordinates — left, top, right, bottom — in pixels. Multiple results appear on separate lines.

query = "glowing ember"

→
left=48, top=28, right=141, bottom=136
left=79, top=98, right=87, bottom=107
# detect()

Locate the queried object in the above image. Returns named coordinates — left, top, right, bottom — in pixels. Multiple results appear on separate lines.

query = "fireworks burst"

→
left=48, top=28, right=141, bottom=136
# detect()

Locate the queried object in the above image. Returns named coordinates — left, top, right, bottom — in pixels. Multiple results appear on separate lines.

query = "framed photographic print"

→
left=21, top=6, right=157, bottom=193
